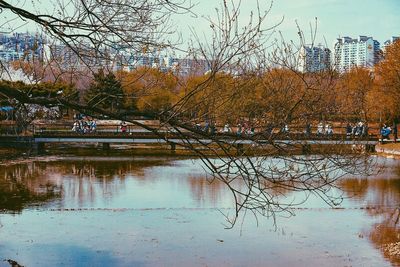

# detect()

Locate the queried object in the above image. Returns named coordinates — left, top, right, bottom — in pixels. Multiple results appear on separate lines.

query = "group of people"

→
left=195, top=121, right=217, bottom=134
left=71, top=118, right=131, bottom=134
left=315, top=123, right=334, bottom=136
left=345, top=121, right=368, bottom=138
left=69, top=117, right=398, bottom=142
left=194, top=121, right=256, bottom=136
left=72, top=118, right=97, bottom=134
left=224, top=123, right=256, bottom=136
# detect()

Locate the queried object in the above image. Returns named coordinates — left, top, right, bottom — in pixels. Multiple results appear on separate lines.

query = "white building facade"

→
left=298, top=44, right=331, bottom=72
left=383, top=36, right=399, bottom=53
left=333, top=36, right=380, bottom=72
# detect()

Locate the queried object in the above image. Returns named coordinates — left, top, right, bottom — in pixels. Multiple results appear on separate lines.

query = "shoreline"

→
left=2, top=142, right=400, bottom=166
left=376, top=143, right=400, bottom=159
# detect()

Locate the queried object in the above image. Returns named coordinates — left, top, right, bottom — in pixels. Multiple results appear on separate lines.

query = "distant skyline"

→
left=1, top=0, right=399, bottom=50
left=178, top=0, right=400, bottom=47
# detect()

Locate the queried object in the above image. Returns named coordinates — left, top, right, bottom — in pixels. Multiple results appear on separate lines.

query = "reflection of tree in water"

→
left=0, top=182, right=60, bottom=212
left=0, top=163, right=61, bottom=212
left=369, top=211, right=400, bottom=266
left=339, top=170, right=400, bottom=266
left=187, top=172, right=296, bottom=208
left=187, top=175, right=227, bottom=206
left=0, top=158, right=172, bottom=210
left=62, top=159, right=169, bottom=205
left=338, top=178, right=369, bottom=201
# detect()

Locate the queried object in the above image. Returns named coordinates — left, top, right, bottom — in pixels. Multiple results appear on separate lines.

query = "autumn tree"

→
left=120, top=67, right=178, bottom=114
left=335, top=67, right=374, bottom=122
left=372, top=40, right=400, bottom=122
left=178, top=73, right=240, bottom=124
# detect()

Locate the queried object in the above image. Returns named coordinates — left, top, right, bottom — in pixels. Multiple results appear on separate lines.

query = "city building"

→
left=333, top=36, right=380, bottom=72
left=0, top=32, right=47, bottom=62
left=298, top=44, right=331, bottom=72
left=113, top=48, right=210, bottom=76
left=0, top=49, right=26, bottom=62
left=383, top=36, right=399, bottom=53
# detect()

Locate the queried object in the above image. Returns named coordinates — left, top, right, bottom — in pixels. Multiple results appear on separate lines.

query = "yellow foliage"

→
left=119, top=67, right=178, bottom=112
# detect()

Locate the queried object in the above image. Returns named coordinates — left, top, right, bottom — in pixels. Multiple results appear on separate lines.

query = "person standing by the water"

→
left=346, top=123, right=352, bottom=138
left=236, top=123, right=242, bottom=136
left=381, top=124, right=391, bottom=140
left=223, top=123, right=231, bottom=133
left=120, top=121, right=127, bottom=133
left=90, top=119, right=97, bottom=132
left=305, top=123, right=311, bottom=136
left=316, top=122, right=324, bottom=136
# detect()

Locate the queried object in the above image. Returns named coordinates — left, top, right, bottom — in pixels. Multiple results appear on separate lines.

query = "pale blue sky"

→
left=2, top=0, right=399, bottom=50
left=180, top=0, right=400, bottom=48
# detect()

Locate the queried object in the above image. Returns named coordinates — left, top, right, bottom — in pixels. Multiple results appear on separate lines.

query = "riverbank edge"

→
left=376, top=143, right=400, bottom=158
left=2, top=143, right=400, bottom=166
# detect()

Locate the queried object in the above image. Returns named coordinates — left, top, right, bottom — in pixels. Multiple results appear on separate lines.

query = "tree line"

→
left=3, top=39, right=399, bottom=127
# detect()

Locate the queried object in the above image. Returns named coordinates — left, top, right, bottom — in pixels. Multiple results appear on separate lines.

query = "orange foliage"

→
left=373, top=40, right=400, bottom=121
left=119, top=67, right=178, bottom=113
left=335, top=67, right=373, bottom=121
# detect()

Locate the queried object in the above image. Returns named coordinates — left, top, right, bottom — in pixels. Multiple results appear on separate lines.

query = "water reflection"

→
left=339, top=159, right=400, bottom=266
left=2, top=156, right=400, bottom=266
left=0, top=162, right=62, bottom=212
left=187, top=174, right=227, bottom=206
left=0, top=157, right=234, bottom=212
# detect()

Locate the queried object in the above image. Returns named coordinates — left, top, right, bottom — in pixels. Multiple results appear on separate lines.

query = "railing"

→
left=32, top=129, right=379, bottom=142
left=0, top=121, right=383, bottom=139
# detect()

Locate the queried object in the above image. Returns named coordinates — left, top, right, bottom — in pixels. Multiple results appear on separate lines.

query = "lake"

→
left=0, top=155, right=399, bottom=267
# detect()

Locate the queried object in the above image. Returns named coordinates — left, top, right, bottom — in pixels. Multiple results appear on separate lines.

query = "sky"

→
left=1, top=0, right=399, bottom=51
left=178, top=0, right=400, bottom=49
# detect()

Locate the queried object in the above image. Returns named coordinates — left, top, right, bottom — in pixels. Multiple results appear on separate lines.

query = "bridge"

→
left=0, top=122, right=383, bottom=153
left=31, top=131, right=379, bottom=153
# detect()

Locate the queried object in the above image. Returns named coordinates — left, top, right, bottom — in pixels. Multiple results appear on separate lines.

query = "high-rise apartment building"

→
left=333, top=36, right=380, bottom=72
left=298, top=44, right=331, bottom=72
left=0, top=32, right=47, bottom=62
left=383, top=36, right=399, bottom=53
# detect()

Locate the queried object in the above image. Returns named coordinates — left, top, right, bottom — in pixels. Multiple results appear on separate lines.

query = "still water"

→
left=0, top=155, right=399, bottom=267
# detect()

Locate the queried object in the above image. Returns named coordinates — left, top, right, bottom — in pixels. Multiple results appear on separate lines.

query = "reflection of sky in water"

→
left=1, top=156, right=400, bottom=266
left=0, top=157, right=237, bottom=211
left=1, top=156, right=400, bottom=211
left=0, top=208, right=390, bottom=267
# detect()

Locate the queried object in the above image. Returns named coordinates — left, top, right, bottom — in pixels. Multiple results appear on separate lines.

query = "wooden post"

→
left=365, top=144, right=375, bottom=153
left=103, top=143, right=110, bottom=150
left=302, top=144, right=311, bottom=154
left=237, top=143, right=244, bottom=155
left=170, top=143, right=176, bottom=152
left=33, top=142, right=45, bottom=153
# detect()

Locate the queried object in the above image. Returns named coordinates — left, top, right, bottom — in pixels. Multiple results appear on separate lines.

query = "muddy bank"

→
left=0, top=148, right=32, bottom=165
left=376, top=143, right=400, bottom=158
left=0, top=144, right=196, bottom=166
